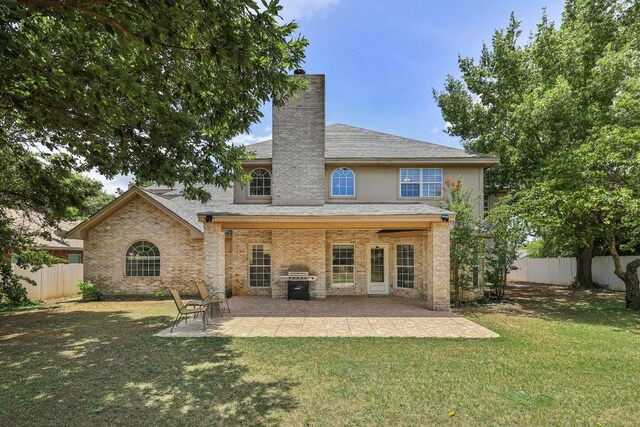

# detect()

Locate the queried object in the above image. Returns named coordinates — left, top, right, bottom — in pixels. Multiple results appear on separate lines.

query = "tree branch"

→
left=609, top=234, right=625, bottom=281
left=17, top=0, right=145, bottom=43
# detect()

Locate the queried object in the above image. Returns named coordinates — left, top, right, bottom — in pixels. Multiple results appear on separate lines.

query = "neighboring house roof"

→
left=8, top=211, right=84, bottom=250
left=35, top=221, right=85, bottom=251
left=22, top=221, right=83, bottom=251
left=246, top=123, right=499, bottom=164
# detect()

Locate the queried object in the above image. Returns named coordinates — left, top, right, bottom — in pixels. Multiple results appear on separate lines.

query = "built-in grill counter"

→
left=278, top=265, right=317, bottom=301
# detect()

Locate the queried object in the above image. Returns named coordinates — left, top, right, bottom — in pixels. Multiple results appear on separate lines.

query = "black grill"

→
left=282, top=264, right=316, bottom=301
left=288, top=280, right=310, bottom=301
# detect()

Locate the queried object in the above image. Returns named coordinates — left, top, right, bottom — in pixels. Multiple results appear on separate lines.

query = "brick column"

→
left=428, top=222, right=451, bottom=311
left=204, top=222, right=226, bottom=295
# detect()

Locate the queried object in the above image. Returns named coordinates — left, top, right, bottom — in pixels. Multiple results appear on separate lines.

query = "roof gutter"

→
left=198, top=212, right=456, bottom=229
left=243, top=157, right=500, bottom=166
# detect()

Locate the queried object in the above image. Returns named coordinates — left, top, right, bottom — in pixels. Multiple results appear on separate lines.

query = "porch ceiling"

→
left=197, top=201, right=456, bottom=229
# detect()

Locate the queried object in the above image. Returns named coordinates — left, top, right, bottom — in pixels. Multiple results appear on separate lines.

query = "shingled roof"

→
left=197, top=202, right=451, bottom=217
left=246, top=123, right=498, bottom=163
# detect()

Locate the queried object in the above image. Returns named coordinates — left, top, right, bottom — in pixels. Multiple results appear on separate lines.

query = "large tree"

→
left=1, top=0, right=307, bottom=303
left=1, top=0, right=306, bottom=200
left=434, top=0, right=640, bottom=290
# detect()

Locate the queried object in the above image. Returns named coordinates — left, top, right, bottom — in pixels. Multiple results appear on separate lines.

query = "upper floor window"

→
left=248, top=168, right=271, bottom=196
left=400, top=168, right=443, bottom=198
left=331, top=168, right=355, bottom=197
left=125, top=241, right=160, bottom=277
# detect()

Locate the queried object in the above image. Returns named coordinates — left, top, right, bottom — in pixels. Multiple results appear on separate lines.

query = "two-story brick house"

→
left=68, top=73, right=498, bottom=310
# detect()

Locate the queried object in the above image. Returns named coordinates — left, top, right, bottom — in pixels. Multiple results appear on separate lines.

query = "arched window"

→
left=331, top=168, right=355, bottom=197
left=249, top=168, right=271, bottom=196
left=125, top=241, right=160, bottom=277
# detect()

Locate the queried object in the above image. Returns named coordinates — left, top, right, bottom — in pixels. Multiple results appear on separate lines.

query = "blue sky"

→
left=235, top=0, right=564, bottom=148
left=96, top=0, right=565, bottom=192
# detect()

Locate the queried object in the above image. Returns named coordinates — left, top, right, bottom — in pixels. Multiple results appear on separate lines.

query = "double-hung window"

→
left=248, top=244, right=271, bottom=287
left=400, top=168, right=443, bottom=198
left=396, top=244, right=415, bottom=288
left=331, top=244, right=355, bottom=287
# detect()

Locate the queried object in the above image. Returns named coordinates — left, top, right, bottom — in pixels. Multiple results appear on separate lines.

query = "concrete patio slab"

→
left=156, top=296, right=499, bottom=338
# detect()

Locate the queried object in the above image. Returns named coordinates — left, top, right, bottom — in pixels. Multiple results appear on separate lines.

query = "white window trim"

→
left=395, top=243, right=415, bottom=289
left=123, top=240, right=161, bottom=278
left=398, top=168, right=444, bottom=198
left=331, top=243, right=356, bottom=288
left=247, top=168, right=272, bottom=198
left=247, top=243, right=271, bottom=288
left=330, top=167, right=356, bottom=198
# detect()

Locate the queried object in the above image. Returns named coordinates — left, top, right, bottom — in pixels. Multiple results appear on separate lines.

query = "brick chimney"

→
left=271, top=73, right=325, bottom=205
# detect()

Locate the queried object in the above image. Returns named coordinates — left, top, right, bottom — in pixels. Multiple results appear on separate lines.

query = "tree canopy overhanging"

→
left=434, top=0, right=640, bottom=305
left=1, top=0, right=307, bottom=201
left=0, top=0, right=308, bottom=305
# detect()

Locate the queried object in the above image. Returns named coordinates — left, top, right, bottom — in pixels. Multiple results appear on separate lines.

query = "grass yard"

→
left=1, top=284, right=639, bottom=426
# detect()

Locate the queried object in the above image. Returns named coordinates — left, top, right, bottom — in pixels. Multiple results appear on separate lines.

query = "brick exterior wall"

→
left=83, top=196, right=204, bottom=296
left=84, top=195, right=450, bottom=310
left=324, top=230, right=426, bottom=298
left=220, top=227, right=449, bottom=309
left=271, top=74, right=325, bottom=205
left=271, top=229, right=326, bottom=298
left=230, top=230, right=272, bottom=296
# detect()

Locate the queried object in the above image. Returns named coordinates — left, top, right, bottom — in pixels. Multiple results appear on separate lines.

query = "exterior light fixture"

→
left=205, top=215, right=213, bottom=223
left=440, top=214, right=449, bottom=222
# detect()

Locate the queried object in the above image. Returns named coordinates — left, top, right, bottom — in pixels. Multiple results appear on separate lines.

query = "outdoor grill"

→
left=278, top=265, right=317, bottom=301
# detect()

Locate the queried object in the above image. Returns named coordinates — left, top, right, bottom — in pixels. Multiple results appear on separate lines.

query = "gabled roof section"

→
left=66, top=187, right=207, bottom=239
left=246, top=123, right=499, bottom=164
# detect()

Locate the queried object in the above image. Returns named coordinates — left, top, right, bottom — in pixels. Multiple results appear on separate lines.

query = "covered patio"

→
left=157, top=296, right=498, bottom=338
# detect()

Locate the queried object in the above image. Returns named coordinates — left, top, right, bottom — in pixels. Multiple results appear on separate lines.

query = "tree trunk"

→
left=574, top=244, right=594, bottom=289
left=452, top=257, right=460, bottom=305
left=610, top=237, right=640, bottom=310
left=623, top=260, right=640, bottom=310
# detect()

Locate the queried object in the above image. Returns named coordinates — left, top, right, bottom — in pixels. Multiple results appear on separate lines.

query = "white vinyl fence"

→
left=507, top=256, right=640, bottom=291
left=12, top=264, right=83, bottom=301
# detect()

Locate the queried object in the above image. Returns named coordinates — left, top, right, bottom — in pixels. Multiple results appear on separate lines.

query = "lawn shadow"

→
left=457, top=283, right=640, bottom=331
left=0, top=306, right=297, bottom=426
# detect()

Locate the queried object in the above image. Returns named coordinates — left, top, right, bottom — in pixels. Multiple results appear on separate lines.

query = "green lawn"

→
left=1, top=284, right=639, bottom=426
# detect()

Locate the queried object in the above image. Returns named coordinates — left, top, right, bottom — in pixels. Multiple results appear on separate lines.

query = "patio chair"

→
left=169, top=289, right=208, bottom=332
left=193, top=282, right=230, bottom=318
